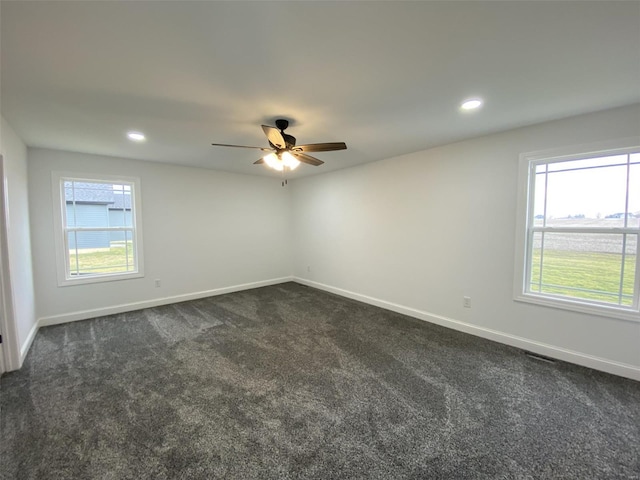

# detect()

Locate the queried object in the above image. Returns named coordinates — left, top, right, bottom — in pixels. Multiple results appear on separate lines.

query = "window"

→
left=52, top=173, right=144, bottom=286
left=515, top=139, right=640, bottom=320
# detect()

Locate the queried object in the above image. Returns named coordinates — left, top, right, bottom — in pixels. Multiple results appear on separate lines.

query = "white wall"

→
left=0, top=116, right=37, bottom=366
left=28, top=148, right=292, bottom=324
left=291, top=104, right=640, bottom=379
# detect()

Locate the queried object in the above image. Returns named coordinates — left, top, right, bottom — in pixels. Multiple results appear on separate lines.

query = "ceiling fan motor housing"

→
left=274, top=119, right=296, bottom=148
left=283, top=134, right=296, bottom=148
left=275, top=119, right=289, bottom=131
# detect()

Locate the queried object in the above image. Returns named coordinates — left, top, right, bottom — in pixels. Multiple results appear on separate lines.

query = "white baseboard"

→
left=293, top=277, right=640, bottom=382
left=19, top=320, right=39, bottom=366
left=38, top=276, right=294, bottom=327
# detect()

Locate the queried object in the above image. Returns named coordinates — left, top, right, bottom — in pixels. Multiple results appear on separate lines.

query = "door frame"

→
left=0, top=154, right=20, bottom=373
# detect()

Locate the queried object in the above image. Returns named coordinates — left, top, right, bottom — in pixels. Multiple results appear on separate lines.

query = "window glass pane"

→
left=63, top=180, right=74, bottom=204
left=622, top=235, right=637, bottom=307
left=66, top=181, right=114, bottom=205
left=67, top=231, right=135, bottom=276
left=532, top=173, right=546, bottom=225
left=545, top=164, right=627, bottom=227
left=125, top=230, right=135, bottom=269
left=111, top=184, right=134, bottom=227
left=529, top=232, right=543, bottom=292
left=66, top=203, right=109, bottom=228
left=547, top=154, right=627, bottom=172
left=64, top=181, right=134, bottom=227
left=65, top=201, right=78, bottom=227
left=108, top=207, right=133, bottom=232
left=628, top=163, right=640, bottom=229
left=529, top=232, right=628, bottom=305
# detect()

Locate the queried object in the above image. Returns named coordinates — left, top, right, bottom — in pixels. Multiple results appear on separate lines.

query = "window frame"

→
left=52, top=172, right=144, bottom=287
left=514, top=137, right=640, bottom=322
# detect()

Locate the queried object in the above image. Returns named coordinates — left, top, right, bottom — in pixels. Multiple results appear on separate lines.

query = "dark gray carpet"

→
left=1, top=282, right=639, bottom=479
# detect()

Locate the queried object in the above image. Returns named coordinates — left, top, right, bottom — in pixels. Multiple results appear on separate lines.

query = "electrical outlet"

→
left=155, top=279, right=161, bottom=288
left=463, top=296, right=471, bottom=308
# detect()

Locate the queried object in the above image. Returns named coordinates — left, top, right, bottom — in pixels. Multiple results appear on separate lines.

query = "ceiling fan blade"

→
left=254, top=158, right=265, bottom=164
left=293, top=152, right=324, bottom=166
left=211, top=143, right=272, bottom=152
left=293, top=142, right=347, bottom=153
left=261, top=125, right=286, bottom=149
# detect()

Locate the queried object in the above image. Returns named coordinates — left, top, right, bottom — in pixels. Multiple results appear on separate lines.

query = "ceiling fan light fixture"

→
left=282, top=151, right=300, bottom=170
left=262, top=151, right=300, bottom=171
left=263, top=153, right=283, bottom=171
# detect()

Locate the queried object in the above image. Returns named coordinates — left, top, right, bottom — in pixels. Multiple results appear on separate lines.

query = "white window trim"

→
left=513, top=137, right=640, bottom=323
left=52, top=172, right=145, bottom=287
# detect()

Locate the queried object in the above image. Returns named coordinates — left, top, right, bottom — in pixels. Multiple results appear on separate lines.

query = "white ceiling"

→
left=2, top=1, right=639, bottom=179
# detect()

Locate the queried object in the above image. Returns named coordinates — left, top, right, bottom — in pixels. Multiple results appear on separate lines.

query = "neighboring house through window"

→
left=53, top=173, right=144, bottom=286
left=515, top=138, right=640, bottom=321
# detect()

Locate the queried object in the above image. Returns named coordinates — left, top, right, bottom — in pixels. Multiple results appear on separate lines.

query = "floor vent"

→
left=523, top=351, right=557, bottom=364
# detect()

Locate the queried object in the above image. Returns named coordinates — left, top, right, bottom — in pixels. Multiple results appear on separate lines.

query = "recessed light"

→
left=460, top=98, right=483, bottom=111
left=127, top=131, right=146, bottom=142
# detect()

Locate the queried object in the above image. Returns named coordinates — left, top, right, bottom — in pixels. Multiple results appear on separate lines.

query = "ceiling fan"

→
left=211, top=119, right=347, bottom=180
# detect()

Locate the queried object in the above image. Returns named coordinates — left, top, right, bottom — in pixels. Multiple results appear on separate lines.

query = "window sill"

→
left=58, top=271, right=144, bottom=287
left=515, top=292, right=640, bottom=323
